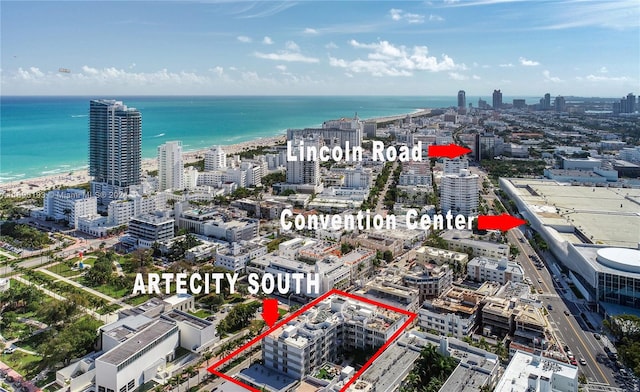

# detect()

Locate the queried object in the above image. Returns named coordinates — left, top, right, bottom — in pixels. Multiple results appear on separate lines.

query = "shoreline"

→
left=0, top=109, right=430, bottom=197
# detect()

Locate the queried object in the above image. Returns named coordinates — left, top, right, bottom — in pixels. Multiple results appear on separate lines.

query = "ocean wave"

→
left=71, top=114, right=88, bottom=118
left=151, top=132, right=166, bottom=138
left=41, top=168, right=64, bottom=175
left=0, top=173, right=26, bottom=182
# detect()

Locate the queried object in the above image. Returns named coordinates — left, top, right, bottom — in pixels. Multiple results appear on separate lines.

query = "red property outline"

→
left=207, top=289, right=417, bottom=392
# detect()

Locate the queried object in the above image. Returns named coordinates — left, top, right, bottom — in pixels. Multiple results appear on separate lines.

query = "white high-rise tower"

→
left=157, top=141, right=184, bottom=191
left=440, top=168, right=479, bottom=216
left=204, top=146, right=227, bottom=171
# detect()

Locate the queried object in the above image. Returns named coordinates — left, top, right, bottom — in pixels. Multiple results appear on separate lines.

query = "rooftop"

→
left=494, top=350, right=578, bottom=392
left=161, top=309, right=212, bottom=330
left=505, top=179, right=640, bottom=248
left=97, top=320, right=177, bottom=366
left=162, top=293, right=193, bottom=306
left=237, top=363, right=298, bottom=392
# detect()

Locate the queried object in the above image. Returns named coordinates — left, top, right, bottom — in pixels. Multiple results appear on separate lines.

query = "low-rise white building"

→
left=262, top=295, right=406, bottom=380
left=215, top=242, right=267, bottom=272
left=418, top=286, right=484, bottom=338
left=494, top=350, right=578, bottom=392
left=96, top=319, right=180, bottom=392
left=107, top=193, right=158, bottom=226
left=127, top=214, right=175, bottom=248
left=415, top=245, right=469, bottom=267
left=467, top=257, right=524, bottom=284
left=403, top=263, right=453, bottom=303
left=42, top=189, right=97, bottom=229
left=77, top=214, right=109, bottom=237
left=443, top=230, right=510, bottom=259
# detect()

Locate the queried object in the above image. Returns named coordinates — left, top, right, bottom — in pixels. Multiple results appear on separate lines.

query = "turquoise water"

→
left=1, top=95, right=519, bottom=182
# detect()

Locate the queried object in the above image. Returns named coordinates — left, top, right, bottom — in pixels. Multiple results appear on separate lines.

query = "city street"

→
left=507, top=227, right=618, bottom=386
left=472, top=166, right=621, bottom=387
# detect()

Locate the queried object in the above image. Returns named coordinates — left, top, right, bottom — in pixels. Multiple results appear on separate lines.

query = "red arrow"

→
left=261, top=298, right=279, bottom=327
left=477, top=213, right=527, bottom=231
left=428, top=143, right=472, bottom=159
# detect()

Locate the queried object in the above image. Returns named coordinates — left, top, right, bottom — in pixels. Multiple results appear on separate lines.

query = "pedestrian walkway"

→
left=13, top=275, right=117, bottom=323
left=37, top=267, right=131, bottom=310
left=0, top=359, right=42, bottom=392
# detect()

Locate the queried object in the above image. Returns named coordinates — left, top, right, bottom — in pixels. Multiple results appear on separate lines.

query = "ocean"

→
left=0, top=95, right=507, bottom=183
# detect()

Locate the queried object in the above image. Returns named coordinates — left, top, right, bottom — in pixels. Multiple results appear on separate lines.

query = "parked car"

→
left=580, top=358, right=587, bottom=366
left=594, top=333, right=601, bottom=340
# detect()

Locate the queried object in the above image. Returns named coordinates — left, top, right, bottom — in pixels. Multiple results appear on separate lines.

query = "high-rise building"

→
left=492, top=90, right=502, bottom=109
left=474, top=132, right=503, bottom=161
left=543, top=93, right=551, bottom=110
left=286, top=136, right=321, bottom=186
left=613, top=93, right=637, bottom=114
left=457, top=90, right=466, bottom=109
left=440, top=169, right=479, bottom=216
left=626, top=92, right=636, bottom=113
left=157, top=141, right=184, bottom=191
left=512, top=99, right=526, bottom=109
left=442, top=157, right=469, bottom=175
left=554, top=96, right=566, bottom=112
left=204, top=146, right=227, bottom=171
left=89, top=99, right=142, bottom=205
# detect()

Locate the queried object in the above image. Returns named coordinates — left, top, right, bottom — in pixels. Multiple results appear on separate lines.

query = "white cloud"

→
left=429, top=14, right=445, bottom=22
left=389, top=8, right=425, bottom=24
left=325, top=42, right=338, bottom=49
left=241, top=71, right=260, bottom=82
left=519, top=57, right=540, bottom=66
left=82, top=65, right=99, bottom=75
left=16, top=67, right=46, bottom=81
left=448, top=72, right=468, bottom=80
left=599, top=66, right=608, bottom=73
left=263, top=36, right=274, bottom=45
left=499, top=63, right=514, bottom=68
left=14, top=65, right=212, bottom=87
left=303, top=28, right=318, bottom=35
left=537, top=1, right=639, bottom=31
left=276, top=65, right=287, bottom=71
left=210, top=66, right=224, bottom=77
left=585, top=74, right=630, bottom=82
left=329, top=57, right=412, bottom=77
left=330, top=39, right=462, bottom=77
left=285, top=41, right=300, bottom=52
left=345, top=72, right=354, bottom=78
left=255, top=51, right=319, bottom=63
left=472, top=74, right=481, bottom=80
left=237, top=35, right=252, bottom=43
left=128, top=63, right=136, bottom=69
left=542, top=70, right=563, bottom=83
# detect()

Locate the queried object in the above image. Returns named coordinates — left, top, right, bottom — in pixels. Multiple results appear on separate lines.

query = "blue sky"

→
left=1, top=0, right=638, bottom=96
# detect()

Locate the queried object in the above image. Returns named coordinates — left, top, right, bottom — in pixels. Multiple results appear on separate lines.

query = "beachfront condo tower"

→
left=89, top=99, right=142, bottom=206
left=157, top=141, right=184, bottom=191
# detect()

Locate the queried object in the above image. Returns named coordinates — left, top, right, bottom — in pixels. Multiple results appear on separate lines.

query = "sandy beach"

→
left=0, top=135, right=287, bottom=198
left=0, top=108, right=431, bottom=198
